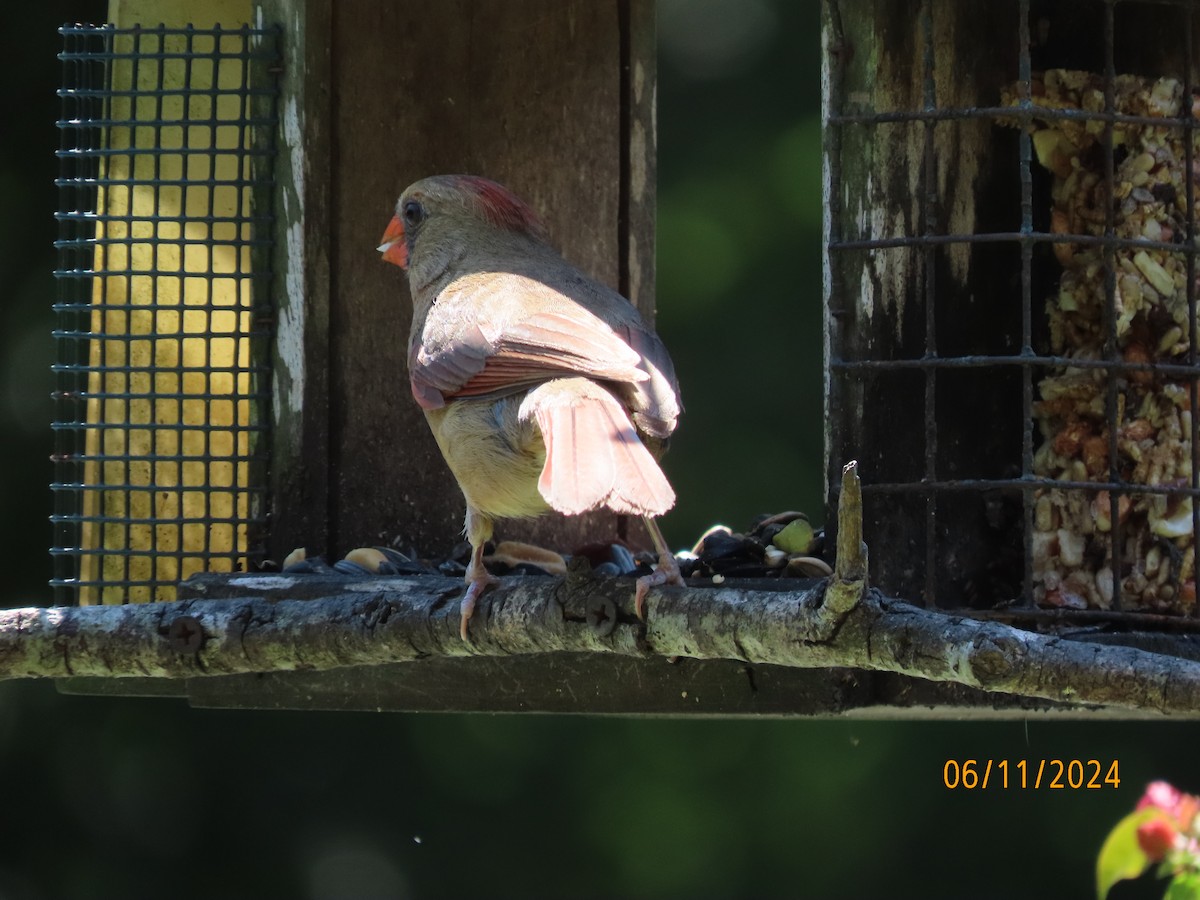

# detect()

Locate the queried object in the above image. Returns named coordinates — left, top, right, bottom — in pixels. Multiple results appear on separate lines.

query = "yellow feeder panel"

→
left=54, top=1, right=275, bottom=604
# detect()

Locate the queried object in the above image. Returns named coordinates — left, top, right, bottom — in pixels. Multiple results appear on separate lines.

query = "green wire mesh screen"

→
left=52, top=24, right=280, bottom=604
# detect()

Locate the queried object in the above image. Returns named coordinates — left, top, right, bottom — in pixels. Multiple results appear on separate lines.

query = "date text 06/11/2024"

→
left=943, top=759, right=1121, bottom=790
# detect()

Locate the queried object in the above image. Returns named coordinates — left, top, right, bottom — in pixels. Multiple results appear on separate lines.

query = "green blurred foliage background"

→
left=0, top=2, right=1195, bottom=898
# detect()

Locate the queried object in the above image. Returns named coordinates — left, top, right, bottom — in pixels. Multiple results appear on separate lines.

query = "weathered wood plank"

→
left=259, top=0, right=334, bottom=562
left=322, top=0, right=651, bottom=562
left=623, top=0, right=657, bottom=311
left=184, top=656, right=869, bottom=715
left=183, top=664, right=1180, bottom=718
left=55, top=660, right=1188, bottom=718
left=823, top=0, right=1023, bottom=608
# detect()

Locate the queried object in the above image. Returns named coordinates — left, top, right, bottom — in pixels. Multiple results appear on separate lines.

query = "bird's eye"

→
left=402, top=200, right=425, bottom=228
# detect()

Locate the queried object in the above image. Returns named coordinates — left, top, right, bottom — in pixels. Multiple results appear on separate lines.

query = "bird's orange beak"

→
left=377, top=214, right=409, bottom=269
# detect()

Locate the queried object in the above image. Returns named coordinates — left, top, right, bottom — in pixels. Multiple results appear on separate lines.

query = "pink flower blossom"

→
left=1137, top=816, right=1178, bottom=863
left=1137, top=781, right=1200, bottom=832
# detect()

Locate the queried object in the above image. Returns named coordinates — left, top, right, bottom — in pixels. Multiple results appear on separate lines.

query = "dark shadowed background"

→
left=0, top=2, right=1194, bottom=898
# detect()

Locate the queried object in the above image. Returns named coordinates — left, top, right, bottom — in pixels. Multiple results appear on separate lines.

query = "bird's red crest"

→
left=456, top=176, right=547, bottom=238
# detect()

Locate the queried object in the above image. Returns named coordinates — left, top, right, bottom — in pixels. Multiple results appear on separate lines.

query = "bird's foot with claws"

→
left=635, top=551, right=683, bottom=620
left=460, top=571, right=500, bottom=641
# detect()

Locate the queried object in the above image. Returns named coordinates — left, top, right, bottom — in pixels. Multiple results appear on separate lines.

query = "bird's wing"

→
left=411, top=309, right=649, bottom=410
left=618, top=323, right=682, bottom=439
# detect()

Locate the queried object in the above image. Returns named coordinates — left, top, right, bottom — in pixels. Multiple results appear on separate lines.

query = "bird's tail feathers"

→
left=527, top=379, right=675, bottom=517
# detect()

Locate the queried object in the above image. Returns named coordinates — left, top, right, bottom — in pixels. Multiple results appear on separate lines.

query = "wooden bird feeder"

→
left=44, top=0, right=1200, bottom=717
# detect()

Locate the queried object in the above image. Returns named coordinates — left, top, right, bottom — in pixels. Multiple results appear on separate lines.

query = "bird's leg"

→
left=635, top=516, right=683, bottom=620
left=460, top=507, right=499, bottom=641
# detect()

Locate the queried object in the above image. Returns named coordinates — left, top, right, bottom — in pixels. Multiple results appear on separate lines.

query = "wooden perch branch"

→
left=2, top=572, right=1198, bottom=712
left=3, top=463, right=1197, bottom=713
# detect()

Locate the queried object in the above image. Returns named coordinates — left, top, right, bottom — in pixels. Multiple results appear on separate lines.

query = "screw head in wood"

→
left=586, top=597, right=617, bottom=637
left=167, top=615, right=204, bottom=654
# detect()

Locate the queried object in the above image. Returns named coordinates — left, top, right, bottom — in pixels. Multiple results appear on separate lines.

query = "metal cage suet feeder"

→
left=824, top=0, right=1200, bottom=621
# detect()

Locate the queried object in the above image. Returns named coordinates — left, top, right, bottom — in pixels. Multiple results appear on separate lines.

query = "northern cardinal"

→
left=378, top=174, right=683, bottom=640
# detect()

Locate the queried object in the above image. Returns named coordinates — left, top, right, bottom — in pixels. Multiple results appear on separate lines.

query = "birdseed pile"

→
left=1002, top=69, right=1200, bottom=613
left=271, top=511, right=829, bottom=583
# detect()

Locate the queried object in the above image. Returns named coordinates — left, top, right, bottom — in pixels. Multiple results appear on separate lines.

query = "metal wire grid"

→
left=825, top=0, right=1199, bottom=612
left=52, top=24, right=280, bottom=604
